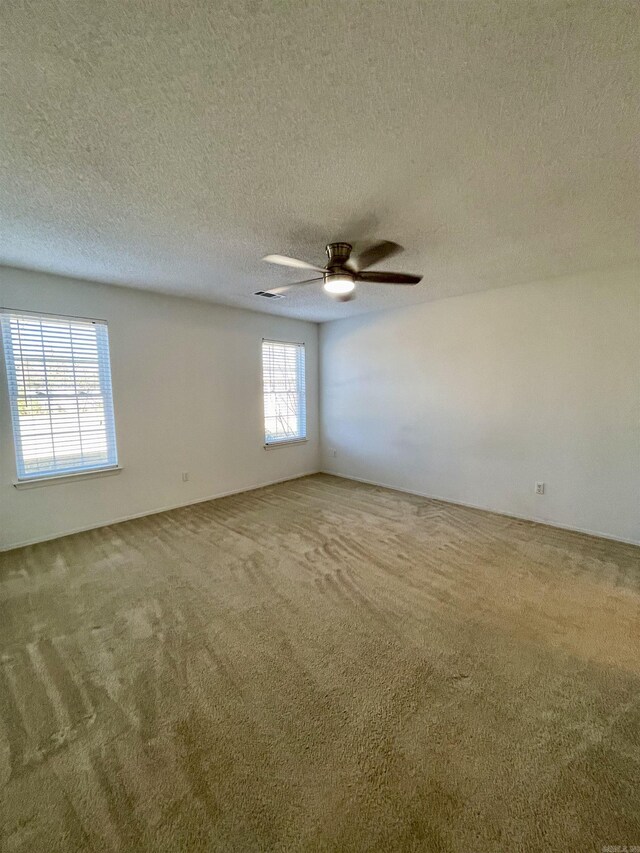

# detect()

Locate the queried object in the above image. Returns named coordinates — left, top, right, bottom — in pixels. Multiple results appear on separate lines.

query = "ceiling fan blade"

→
left=262, top=254, right=325, bottom=272
left=260, top=277, right=323, bottom=296
left=355, top=241, right=403, bottom=271
left=356, top=271, right=422, bottom=285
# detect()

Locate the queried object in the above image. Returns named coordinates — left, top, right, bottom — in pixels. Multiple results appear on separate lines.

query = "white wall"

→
left=3, top=265, right=638, bottom=549
left=0, top=268, right=320, bottom=549
left=320, top=265, right=640, bottom=544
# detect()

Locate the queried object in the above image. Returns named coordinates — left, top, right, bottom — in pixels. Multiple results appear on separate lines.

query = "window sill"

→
left=264, top=439, right=308, bottom=450
left=13, top=466, right=122, bottom=489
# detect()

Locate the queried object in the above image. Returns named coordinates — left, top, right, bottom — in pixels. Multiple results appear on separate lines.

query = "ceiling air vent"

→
left=255, top=290, right=284, bottom=299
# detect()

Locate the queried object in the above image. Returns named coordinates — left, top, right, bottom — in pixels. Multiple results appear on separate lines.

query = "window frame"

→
left=261, top=338, right=307, bottom=449
left=1, top=308, right=119, bottom=484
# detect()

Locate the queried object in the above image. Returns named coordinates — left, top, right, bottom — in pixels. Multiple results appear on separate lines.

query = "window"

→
left=1, top=310, right=118, bottom=481
left=262, top=340, right=306, bottom=446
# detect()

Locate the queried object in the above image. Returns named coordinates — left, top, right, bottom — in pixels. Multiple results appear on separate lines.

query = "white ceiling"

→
left=1, top=1, right=638, bottom=322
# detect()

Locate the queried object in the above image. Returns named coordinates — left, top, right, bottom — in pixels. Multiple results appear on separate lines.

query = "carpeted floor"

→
left=0, top=474, right=638, bottom=852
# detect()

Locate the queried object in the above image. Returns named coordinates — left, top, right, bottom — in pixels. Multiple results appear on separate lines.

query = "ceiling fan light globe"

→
left=323, top=274, right=355, bottom=295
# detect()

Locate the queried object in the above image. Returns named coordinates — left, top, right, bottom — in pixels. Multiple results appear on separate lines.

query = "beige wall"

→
left=320, top=265, right=640, bottom=544
left=0, top=268, right=320, bottom=549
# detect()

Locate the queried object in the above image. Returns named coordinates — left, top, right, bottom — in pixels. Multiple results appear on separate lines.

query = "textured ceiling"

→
left=1, top=1, right=638, bottom=322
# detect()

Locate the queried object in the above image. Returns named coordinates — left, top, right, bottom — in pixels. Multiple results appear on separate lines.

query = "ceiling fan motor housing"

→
left=325, top=242, right=352, bottom=268
left=323, top=244, right=356, bottom=300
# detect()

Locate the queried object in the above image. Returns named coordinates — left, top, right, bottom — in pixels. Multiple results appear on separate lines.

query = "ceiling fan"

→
left=256, top=241, right=422, bottom=301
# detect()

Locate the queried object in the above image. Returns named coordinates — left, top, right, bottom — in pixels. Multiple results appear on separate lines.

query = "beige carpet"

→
left=1, top=474, right=638, bottom=852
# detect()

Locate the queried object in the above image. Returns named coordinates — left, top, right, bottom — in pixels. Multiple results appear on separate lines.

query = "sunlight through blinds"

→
left=1, top=310, right=118, bottom=480
left=262, top=340, right=306, bottom=445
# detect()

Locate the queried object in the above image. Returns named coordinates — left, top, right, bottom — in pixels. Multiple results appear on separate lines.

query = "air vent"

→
left=255, top=291, right=284, bottom=299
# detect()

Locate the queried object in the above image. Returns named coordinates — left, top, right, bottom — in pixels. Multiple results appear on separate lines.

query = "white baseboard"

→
left=5, top=469, right=637, bottom=551
left=320, top=469, right=640, bottom=547
left=1, top=470, right=321, bottom=552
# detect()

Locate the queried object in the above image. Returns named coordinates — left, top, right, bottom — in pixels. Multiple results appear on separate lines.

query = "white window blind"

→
left=1, top=310, right=118, bottom=480
left=262, top=340, right=306, bottom=445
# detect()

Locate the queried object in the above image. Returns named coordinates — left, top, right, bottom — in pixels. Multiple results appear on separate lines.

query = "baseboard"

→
left=5, top=469, right=637, bottom=551
left=320, top=470, right=640, bottom=547
left=1, top=470, right=321, bottom=552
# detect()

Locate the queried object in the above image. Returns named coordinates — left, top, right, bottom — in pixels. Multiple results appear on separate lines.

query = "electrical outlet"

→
left=535, top=481, right=544, bottom=495
left=182, top=472, right=189, bottom=482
